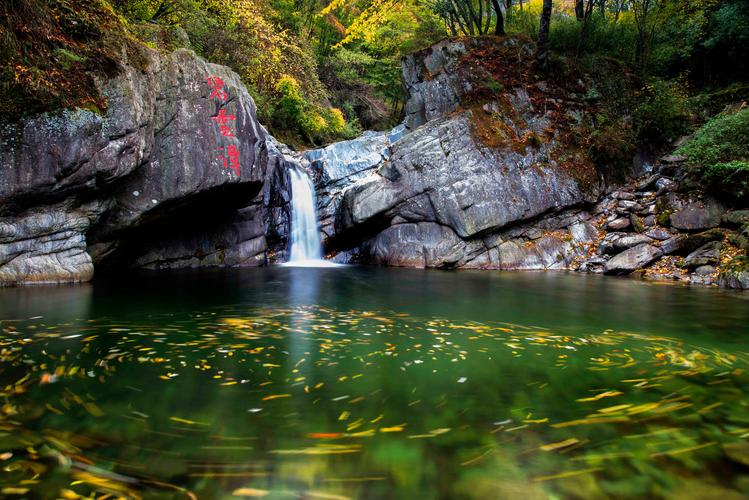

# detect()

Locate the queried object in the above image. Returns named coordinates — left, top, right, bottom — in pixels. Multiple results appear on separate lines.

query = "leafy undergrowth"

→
left=677, top=107, right=749, bottom=203
left=447, top=35, right=638, bottom=194
left=0, top=0, right=148, bottom=120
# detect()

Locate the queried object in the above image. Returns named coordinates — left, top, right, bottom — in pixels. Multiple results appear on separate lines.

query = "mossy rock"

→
left=722, top=210, right=749, bottom=228
left=719, top=256, right=749, bottom=289
left=630, top=214, right=645, bottom=233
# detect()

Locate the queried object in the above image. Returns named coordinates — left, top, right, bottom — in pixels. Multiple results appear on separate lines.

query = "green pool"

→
left=1, top=267, right=748, bottom=499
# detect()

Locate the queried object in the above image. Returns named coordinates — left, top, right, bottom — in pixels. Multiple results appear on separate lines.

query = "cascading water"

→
left=284, top=167, right=337, bottom=267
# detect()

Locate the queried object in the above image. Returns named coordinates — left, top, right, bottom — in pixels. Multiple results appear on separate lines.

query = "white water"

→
left=284, top=167, right=338, bottom=267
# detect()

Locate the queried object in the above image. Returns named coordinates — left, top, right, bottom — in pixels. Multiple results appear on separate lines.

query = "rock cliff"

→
left=305, top=37, right=747, bottom=287
left=2, top=35, right=746, bottom=289
left=1, top=48, right=294, bottom=284
left=308, top=37, right=608, bottom=269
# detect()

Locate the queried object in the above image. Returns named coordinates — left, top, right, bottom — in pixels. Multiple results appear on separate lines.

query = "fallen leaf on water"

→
left=576, top=391, right=623, bottom=402
left=540, top=438, right=580, bottom=451
left=170, top=416, right=209, bottom=426
left=552, top=416, right=629, bottom=428
left=304, top=491, right=351, bottom=500
left=597, top=404, right=633, bottom=414
left=262, top=394, right=290, bottom=401
left=231, top=487, right=269, bottom=497
left=1, top=487, right=30, bottom=495
left=308, top=433, right=343, bottom=439
left=380, top=425, right=405, bottom=433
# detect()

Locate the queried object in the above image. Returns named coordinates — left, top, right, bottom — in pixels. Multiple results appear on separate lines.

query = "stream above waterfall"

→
left=1, top=267, right=748, bottom=498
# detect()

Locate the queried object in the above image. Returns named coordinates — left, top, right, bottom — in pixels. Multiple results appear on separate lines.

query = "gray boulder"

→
left=614, top=234, right=654, bottom=252
left=337, top=111, right=598, bottom=243
left=608, top=218, right=631, bottom=231
left=719, top=269, right=749, bottom=289
left=670, top=199, right=724, bottom=231
left=681, top=241, right=721, bottom=269
left=645, top=227, right=672, bottom=240
left=604, top=244, right=663, bottom=275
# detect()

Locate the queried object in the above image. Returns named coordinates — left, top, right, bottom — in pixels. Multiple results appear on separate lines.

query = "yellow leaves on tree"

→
left=320, top=0, right=405, bottom=48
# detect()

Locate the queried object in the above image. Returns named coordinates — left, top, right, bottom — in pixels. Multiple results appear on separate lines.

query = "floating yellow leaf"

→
left=552, top=416, right=629, bottom=428
left=576, top=391, right=623, bottom=402
left=170, top=416, right=209, bottom=426
left=232, top=487, right=269, bottom=497
left=380, top=425, right=405, bottom=433
left=597, top=404, right=633, bottom=414
left=540, top=438, right=580, bottom=451
left=262, top=394, right=290, bottom=401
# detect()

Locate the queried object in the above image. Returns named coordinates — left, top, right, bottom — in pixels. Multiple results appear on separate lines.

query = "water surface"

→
left=1, top=268, right=748, bottom=499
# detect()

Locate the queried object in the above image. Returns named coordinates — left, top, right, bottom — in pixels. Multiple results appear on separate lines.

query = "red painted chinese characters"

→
left=207, top=74, right=240, bottom=177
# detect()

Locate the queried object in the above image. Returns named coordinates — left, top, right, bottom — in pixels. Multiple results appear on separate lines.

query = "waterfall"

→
left=284, top=167, right=336, bottom=267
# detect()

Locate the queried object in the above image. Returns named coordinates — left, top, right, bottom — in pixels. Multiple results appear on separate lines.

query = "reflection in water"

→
left=0, top=268, right=748, bottom=498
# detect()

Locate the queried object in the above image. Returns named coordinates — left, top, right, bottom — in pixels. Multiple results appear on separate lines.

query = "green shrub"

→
left=273, top=75, right=349, bottom=145
left=677, top=108, right=749, bottom=201
left=633, top=78, right=692, bottom=147
left=677, top=108, right=749, bottom=166
left=325, top=107, right=346, bottom=135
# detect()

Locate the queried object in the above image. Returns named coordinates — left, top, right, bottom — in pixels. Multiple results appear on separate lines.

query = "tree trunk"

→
left=491, top=0, right=506, bottom=35
left=536, top=0, right=552, bottom=70
left=575, top=0, right=584, bottom=20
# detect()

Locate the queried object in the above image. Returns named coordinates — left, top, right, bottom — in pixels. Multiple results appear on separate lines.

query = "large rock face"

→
left=1, top=48, right=293, bottom=284
left=312, top=37, right=604, bottom=269
left=302, top=125, right=406, bottom=245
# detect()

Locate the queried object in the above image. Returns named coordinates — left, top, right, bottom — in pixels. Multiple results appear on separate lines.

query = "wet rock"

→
left=659, top=235, right=686, bottom=255
left=681, top=241, right=721, bottom=269
left=578, top=256, right=607, bottom=273
left=360, top=222, right=482, bottom=268
left=670, top=199, right=724, bottom=231
left=617, top=200, right=642, bottom=213
left=604, top=243, right=662, bottom=275
left=719, top=263, right=749, bottom=290
left=660, top=229, right=723, bottom=256
left=337, top=111, right=597, bottom=243
left=598, top=233, right=626, bottom=255
left=304, top=125, right=405, bottom=242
